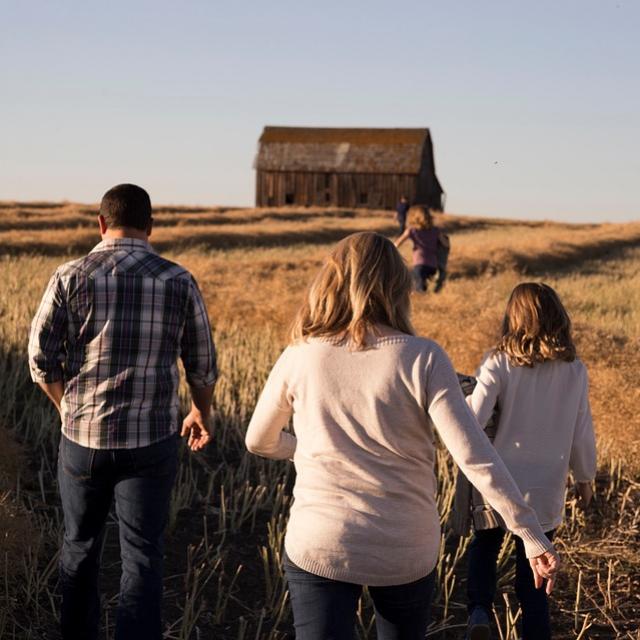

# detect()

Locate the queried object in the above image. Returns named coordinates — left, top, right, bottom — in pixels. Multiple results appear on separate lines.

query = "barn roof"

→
left=255, top=127, right=432, bottom=175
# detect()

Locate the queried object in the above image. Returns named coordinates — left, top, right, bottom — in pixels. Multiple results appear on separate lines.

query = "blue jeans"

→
left=283, top=553, right=435, bottom=640
left=57, top=433, right=178, bottom=640
left=467, top=528, right=555, bottom=640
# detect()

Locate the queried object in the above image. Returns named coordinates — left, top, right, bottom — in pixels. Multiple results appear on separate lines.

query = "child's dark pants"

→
left=467, top=527, right=555, bottom=640
left=411, top=265, right=437, bottom=292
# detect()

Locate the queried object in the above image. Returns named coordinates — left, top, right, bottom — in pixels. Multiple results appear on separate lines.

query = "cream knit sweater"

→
left=246, top=335, right=553, bottom=586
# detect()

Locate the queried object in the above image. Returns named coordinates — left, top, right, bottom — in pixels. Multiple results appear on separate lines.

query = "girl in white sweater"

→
left=246, top=233, right=559, bottom=640
left=466, top=283, right=596, bottom=640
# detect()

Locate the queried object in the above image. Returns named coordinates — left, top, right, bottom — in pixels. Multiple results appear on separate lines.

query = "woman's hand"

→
left=529, top=548, right=560, bottom=595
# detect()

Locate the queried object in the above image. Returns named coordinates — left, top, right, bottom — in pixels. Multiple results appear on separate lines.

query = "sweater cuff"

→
left=515, top=527, right=554, bottom=558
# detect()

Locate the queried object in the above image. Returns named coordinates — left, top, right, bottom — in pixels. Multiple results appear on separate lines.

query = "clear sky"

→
left=1, top=0, right=638, bottom=222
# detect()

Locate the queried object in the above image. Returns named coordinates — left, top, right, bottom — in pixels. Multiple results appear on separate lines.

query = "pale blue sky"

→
left=1, top=1, right=638, bottom=221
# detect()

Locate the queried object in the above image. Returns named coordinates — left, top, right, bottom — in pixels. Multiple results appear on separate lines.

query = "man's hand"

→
left=575, top=481, right=594, bottom=510
left=181, top=409, right=212, bottom=451
left=529, top=547, right=560, bottom=595
left=37, top=380, right=64, bottom=415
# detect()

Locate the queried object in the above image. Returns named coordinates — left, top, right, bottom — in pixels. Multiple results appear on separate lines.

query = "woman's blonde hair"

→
left=497, top=282, right=576, bottom=367
left=290, top=232, right=415, bottom=349
left=407, top=205, right=433, bottom=230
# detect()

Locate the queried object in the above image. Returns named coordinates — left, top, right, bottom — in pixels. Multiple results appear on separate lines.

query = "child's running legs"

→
left=411, top=265, right=437, bottom=292
left=467, top=528, right=554, bottom=640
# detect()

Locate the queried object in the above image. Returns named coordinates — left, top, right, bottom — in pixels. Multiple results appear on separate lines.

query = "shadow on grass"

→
left=0, top=223, right=400, bottom=257
left=450, top=234, right=640, bottom=280
left=0, top=207, right=366, bottom=234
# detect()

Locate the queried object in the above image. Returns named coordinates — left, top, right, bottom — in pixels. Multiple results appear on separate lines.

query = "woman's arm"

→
left=425, top=346, right=559, bottom=588
left=245, top=350, right=296, bottom=459
left=394, top=228, right=411, bottom=248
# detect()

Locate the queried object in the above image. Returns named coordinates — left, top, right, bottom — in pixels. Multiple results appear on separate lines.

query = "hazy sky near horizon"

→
left=1, top=1, right=638, bottom=222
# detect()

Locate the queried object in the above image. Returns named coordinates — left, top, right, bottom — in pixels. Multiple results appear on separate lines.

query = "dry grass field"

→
left=0, top=201, right=639, bottom=639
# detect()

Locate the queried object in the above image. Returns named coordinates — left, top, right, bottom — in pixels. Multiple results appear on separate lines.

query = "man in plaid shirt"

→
left=28, top=184, right=217, bottom=640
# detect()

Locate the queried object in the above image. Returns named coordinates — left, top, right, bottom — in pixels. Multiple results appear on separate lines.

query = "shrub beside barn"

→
left=254, top=126, right=444, bottom=210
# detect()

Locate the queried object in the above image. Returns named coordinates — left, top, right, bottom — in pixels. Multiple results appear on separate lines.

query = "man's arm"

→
left=180, top=276, right=217, bottom=451
left=28, top=272, right=68, bottom=411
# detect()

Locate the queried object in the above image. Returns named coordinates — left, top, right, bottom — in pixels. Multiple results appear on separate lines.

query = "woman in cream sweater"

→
left=245, top=232, right=558, bottom=640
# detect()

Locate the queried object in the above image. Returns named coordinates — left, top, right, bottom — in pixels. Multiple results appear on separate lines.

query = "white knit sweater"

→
left=468, top=351, right=597, bottom=532
left=246, top=335, right=553, bottom=586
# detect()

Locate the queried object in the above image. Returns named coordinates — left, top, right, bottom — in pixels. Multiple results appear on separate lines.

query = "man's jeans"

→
left=467, top=527, right=555, bottom=640
left=283, top=553, right=435, bottom=640
left=57, top=433, right=178, bottom=640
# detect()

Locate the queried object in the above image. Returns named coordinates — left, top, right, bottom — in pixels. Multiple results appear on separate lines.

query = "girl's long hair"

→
left=290, top=232, right=414, bottom=349
left=497, top=282, right=576, bottom=367
left=407, top=205, right=433, bottom=229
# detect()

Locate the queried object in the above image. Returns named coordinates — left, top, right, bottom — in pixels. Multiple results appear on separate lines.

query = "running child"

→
left=394, top=205, right=443, bottom=292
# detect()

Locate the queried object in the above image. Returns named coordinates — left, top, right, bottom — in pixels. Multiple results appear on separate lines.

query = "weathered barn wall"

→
left=256, top=171, right=418, bottom=209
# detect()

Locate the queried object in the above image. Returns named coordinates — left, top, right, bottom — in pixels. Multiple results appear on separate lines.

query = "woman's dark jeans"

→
left=283, top=553, right=435, bottom=640
left=411, top=265, right=437, bottom=292
left=57, top=434, right=178, bottom=640
left=467, top=527, right=555, bottom=640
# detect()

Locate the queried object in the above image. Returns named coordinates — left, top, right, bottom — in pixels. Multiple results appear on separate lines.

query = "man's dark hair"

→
left=100, top=184, right=152, bottom=230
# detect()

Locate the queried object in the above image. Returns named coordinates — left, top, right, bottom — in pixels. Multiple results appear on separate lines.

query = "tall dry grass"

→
left=0, top=203, right=638, bottom=638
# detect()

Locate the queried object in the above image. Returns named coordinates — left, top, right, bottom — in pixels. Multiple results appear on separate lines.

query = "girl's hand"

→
left=575, top=481, right=594, bottom=509
left=529, top=548, right=560, bottom=595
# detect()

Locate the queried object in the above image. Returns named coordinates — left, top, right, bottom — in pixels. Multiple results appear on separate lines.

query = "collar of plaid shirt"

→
left=90, top=237, right=156, bottom=254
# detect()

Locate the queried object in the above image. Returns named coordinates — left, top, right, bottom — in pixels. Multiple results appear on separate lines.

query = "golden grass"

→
left=1, top=201, right=639, bottom=638
left=2, top=203, right=638, bottom=472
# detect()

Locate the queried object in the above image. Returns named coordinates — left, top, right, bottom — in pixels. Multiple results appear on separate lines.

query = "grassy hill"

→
left=1, top=202, right=638, bottom=638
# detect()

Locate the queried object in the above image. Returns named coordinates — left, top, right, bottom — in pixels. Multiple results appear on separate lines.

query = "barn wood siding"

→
left=256, top=171, right=419, bottom=209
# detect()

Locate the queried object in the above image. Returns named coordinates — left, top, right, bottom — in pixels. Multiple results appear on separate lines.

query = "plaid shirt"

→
left=28, top=238, right=217, bottom=449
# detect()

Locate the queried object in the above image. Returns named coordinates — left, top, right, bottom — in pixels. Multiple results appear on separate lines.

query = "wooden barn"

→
left=254, top=126, right=444, bottom=210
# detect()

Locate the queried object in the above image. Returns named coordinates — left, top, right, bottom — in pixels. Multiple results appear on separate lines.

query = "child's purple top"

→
left=409, top=227, right=439, bottom=268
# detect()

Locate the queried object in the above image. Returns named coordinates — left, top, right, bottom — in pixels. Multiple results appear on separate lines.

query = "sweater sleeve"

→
left=569, top=367, right=597, bottom=482
left=245, top=349, right=296, bottom=460
left=467, top=352, right=502, bottom=428
left=426, top=345, right=553, bottom=558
